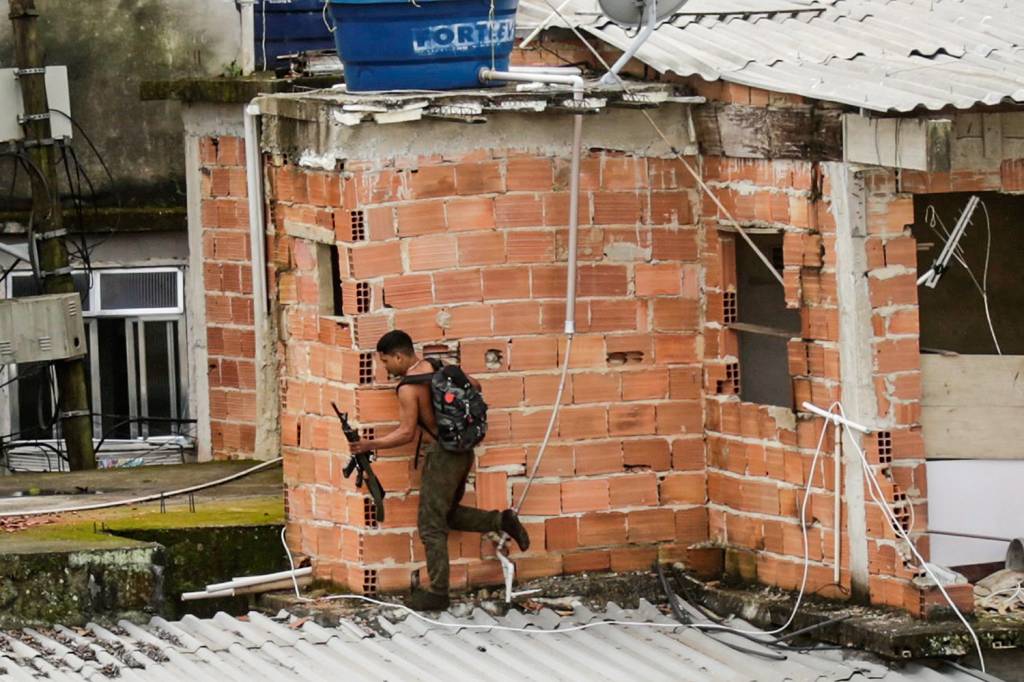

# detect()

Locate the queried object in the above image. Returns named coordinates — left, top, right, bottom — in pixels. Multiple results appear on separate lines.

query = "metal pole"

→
left=9, top=0, right=95, bottom=469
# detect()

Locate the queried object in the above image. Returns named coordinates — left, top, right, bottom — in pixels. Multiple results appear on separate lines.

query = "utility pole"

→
left=9, top=0, right=95, bottom=470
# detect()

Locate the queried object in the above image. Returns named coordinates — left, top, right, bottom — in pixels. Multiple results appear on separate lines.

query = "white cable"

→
left=261, top=0, right=268, bottom=71
left=976, top=200, right=1000, bottom=355
left=924, top=203, right=1000, bottom=355
left=280, top=527, right=805, bottom=637
left=279, top=411, right=835, bottom=640
left=529, top=0, right=784, bottom=289
left=836, top=404, right=985, bottom=672
left=322, top=0, right=337, bottom=34
left=0, top=457, right=282, bottom=518
left=512, top=335, right=573, bottom=514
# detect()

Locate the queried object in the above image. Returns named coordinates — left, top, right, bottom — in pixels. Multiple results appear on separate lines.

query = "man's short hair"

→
left=376, top=330, right=415, bottom=356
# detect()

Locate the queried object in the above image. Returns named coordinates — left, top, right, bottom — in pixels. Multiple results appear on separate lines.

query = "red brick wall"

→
left=700, top=157, right=851, bottom=597
left=273, top=148, right=708, bottom=594
left=199, top=136, right=258, bottom=460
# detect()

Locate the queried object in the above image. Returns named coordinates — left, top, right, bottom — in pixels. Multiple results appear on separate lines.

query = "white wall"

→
left=927, top=459, right=1024, bottom=566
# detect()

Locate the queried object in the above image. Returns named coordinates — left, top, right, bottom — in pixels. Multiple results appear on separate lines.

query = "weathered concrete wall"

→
left=0, top=0, right=242, bottom=207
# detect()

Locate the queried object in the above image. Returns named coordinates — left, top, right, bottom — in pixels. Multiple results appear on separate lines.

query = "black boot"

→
left=501, top=509, right=531, bottom=551
left=409, top=587, right=450, bottom=612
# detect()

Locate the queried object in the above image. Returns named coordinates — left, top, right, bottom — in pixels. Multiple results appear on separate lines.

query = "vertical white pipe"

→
left=239, top=0, right=256, bottom=76
left=563, top=111, right=583, bottom=334
left=244, top=102, right=278, bottom=460
left=834, top=422, right=842, bottom=584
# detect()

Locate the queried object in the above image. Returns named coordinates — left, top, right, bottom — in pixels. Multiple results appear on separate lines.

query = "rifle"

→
left=331, top=402, right=386, bottom=523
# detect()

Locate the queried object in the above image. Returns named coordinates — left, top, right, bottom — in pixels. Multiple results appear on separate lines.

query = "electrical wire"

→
left=923, top=201, right=1000, bottom=354
left=510, top=19, right=987, bottom=668
left=0, top=457, right=282, bottom=518
left=529, top=0, right=784, bottom=289
left=279, top=411, right=836, bottom=642
left=835, top=403, right=985, bottom=672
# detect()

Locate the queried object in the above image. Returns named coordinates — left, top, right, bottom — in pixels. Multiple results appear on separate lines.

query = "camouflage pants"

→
left=418, top=442, right=501, bottom=594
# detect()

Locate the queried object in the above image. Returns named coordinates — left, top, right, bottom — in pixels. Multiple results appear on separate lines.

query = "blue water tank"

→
left=328, top=0, right=519, bottom=92
left=256, top=0, right=337, bottom=71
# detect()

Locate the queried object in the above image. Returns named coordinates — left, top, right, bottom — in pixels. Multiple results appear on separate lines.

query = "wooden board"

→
left=921, top=355, right=1024, bottom=459
left=693, top=103, right=842, bottom=160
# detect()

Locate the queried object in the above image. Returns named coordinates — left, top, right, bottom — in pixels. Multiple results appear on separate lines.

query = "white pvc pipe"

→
left=182, top=588, right=233, bottom=601
left=244, top=103, right=268, bottom=328
left=478, top=68, right=584, bottom=93
left=508, top=65, right=582, bottom=75
left=833, top=421, right=842, bottom=584
left=182, top=576, right=312, bottom=602
left=207, top=566, right=312, bottom=593
left=239, top=0, right=256, bottom=76
left=564, top=112, right=583, bottom=334
left=481, top=67, right=586, bottom=603
left=801, top=402, right=872, bottom=434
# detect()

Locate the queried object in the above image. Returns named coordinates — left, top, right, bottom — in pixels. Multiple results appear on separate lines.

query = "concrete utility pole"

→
left=9, top=0, right=95, bottom=470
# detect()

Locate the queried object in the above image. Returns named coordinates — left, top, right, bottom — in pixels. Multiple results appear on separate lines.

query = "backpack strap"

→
left=396, top=357, right=442, bottom=467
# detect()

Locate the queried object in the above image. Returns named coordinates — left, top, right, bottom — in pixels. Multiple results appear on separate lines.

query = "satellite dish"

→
left=598, top=0, right=689, bottom=26
left=597, top=0, right=689, bottom=84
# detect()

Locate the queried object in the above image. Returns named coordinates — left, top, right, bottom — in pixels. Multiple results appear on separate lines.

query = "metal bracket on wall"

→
left=22, top=137, right=57, bottom=149
left=34, top=228, right=67, bottom=241
left=17, top=112, right=50, bottom=124
left=13, top=67, right=45, bottom=77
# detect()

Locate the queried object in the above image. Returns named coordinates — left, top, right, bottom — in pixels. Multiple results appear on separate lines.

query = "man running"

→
left=348, top=330, right=530, bottom=611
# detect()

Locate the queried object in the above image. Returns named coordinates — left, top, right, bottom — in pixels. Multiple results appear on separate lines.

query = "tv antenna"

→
left=597, top=0, right=690, bottom=85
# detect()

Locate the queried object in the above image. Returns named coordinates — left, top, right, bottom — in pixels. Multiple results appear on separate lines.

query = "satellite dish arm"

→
left=599, top=0, right=658, bottom=85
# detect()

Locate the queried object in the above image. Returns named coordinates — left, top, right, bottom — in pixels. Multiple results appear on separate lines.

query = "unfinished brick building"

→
left=164, top=1, right=1024, bottom=620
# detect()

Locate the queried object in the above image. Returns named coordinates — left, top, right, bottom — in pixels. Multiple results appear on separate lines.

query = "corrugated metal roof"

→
left=0, top=601, right=982, bottom=681
left=518, top=0, right=1024, bottom=112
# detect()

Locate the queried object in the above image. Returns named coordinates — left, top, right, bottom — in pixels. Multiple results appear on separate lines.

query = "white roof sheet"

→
left=0, top=601, right=982, bottom=681
left=518, top=0, right=1024, bottom=112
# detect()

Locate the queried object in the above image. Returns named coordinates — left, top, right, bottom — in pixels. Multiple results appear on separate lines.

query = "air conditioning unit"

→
left=0, top=293, right=87, bottom=364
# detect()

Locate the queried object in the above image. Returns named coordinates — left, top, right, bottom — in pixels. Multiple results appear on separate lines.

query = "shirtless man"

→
left=348, top=330, right=530, bottom=611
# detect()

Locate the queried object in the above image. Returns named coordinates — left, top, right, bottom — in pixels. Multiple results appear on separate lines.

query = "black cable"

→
left=49, top=110, right=118, bottom=194
left=67, top=145, right=111, bottom=260
left=5, top=151, right=19, bottom=201
left=654, top=562, right=788, bottom=661
left=66, top=145, right=94, bottom=278
left=0, top=151, right=54, bottom=221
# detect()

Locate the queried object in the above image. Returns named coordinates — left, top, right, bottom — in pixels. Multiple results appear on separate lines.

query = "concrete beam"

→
left=843, top=114, right=952, bottom=172
left=826, top=161, right=877, bottom=603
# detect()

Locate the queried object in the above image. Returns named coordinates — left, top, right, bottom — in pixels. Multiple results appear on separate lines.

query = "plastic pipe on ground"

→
left=207, top=566, right=312, bottom=593
left=182, top=576, right=312, bottom=602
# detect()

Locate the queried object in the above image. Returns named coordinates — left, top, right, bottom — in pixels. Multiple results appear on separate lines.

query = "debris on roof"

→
left=255, top=82, right=702, bottom=127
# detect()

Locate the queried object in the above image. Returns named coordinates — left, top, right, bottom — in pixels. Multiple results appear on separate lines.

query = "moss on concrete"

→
left=116, top=524, right=288, bottom=619
left=140, top=75, right=340, bottom=104
left=0, top=546, right=161, bottom=628
left=2, top=496, right=284, bottom=553
left=0, top=497, right=287, bottom=627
